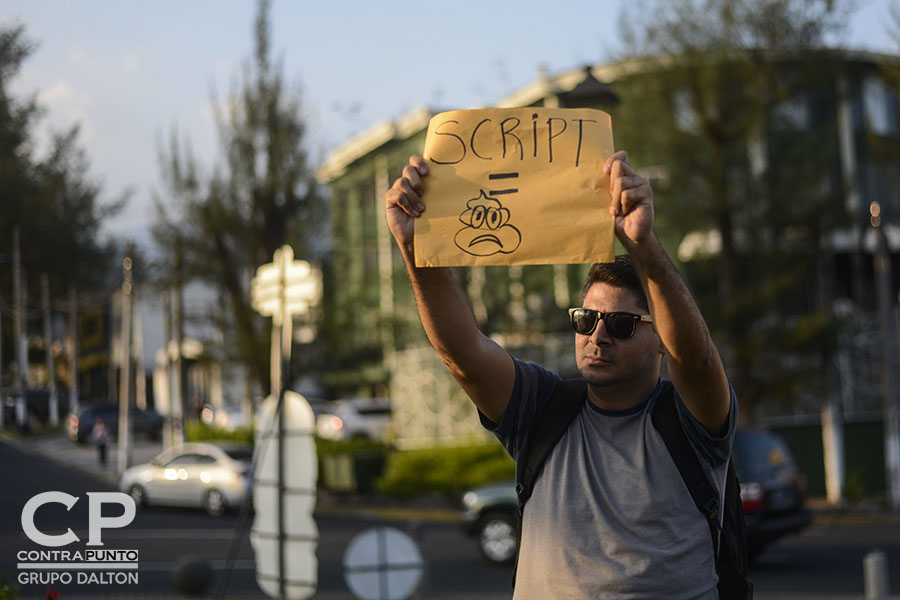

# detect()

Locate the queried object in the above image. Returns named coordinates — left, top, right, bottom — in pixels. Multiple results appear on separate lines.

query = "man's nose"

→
left=589, top=318, right=612, bottom=345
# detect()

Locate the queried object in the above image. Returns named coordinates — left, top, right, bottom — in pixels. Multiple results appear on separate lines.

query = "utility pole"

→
left=67, top=286, right=79, bottom=418
left=117, top=243, right=134, bottom=475
left=0, top=293, right=3, bottom=430
left=871, top=201, right=900, bottom=511
left=134, top=294, right=147, bottom=410
left=13, top=227, right=28, bottom=428
left=41, top=275, right=59, bottom=426
left=172, top=237, right=185, bottom=445
left=161, top=290, right=173, bottom=449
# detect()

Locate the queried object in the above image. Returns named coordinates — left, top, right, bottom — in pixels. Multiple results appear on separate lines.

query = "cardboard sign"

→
left=414, top=107, right=615, bottom=267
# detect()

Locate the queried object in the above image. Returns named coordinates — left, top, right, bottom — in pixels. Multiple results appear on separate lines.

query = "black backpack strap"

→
left=511, top=377, right=587, bottom=587
left=650, top=388, right=722, bottom=558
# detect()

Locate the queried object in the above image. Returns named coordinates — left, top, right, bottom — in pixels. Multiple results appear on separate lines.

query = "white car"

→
left=119, top=442, right=253, bottom=516
left=315, top=398, right=392, bottom=442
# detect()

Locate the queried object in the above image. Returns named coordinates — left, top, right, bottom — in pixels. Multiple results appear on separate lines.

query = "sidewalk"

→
left=1, top=428, right=163, bottom=487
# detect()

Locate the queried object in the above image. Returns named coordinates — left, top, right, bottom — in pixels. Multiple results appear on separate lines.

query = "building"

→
left=318, top=50, right=900, bottom=453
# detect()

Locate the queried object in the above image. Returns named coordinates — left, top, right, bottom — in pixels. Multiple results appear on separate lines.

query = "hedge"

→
left=377, top=442, right=515, bottom=499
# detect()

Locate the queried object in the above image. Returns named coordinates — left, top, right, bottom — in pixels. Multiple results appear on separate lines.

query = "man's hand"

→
left=385, top=155, right=429, bottom=247
left=604, top=151, right=654, bottom=247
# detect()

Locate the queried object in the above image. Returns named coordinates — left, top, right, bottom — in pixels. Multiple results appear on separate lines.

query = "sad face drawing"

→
left=454, top=190, right=522, bottom=257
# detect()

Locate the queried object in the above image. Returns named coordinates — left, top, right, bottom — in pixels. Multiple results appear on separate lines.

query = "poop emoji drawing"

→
left=454, top=190, right=522, bottom=257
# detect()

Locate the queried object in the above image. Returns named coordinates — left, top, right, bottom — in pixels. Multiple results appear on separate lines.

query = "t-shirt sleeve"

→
left=478, top=358, right=561, bottom=461
left=673, top=382, right=738, bottom=470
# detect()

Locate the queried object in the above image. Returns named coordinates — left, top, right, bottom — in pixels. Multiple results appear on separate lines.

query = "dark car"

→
left=67, top=403, right=165, bottom=444
left=459, top=427, right=812, bottom=564
left=733, top=427, right=813, bottom=557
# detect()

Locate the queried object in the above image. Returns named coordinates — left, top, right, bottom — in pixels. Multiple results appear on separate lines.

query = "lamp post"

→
left=870, top=200, right=900, bottom=511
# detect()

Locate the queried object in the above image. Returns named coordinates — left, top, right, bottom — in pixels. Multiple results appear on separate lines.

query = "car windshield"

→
left=223, top=447, right=253, bottom=462
left=733, top=430, right=797, bottom=482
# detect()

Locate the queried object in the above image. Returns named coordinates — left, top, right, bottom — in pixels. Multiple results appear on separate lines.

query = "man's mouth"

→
left=586, top=355, right=613, bottom=366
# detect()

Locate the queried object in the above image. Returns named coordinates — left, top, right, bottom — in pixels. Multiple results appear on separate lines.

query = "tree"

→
left=610, top=0, right=855, bottom=419
left=152, top=0, right=324, bottom=397
left=0, top=23, right=122, bottom=387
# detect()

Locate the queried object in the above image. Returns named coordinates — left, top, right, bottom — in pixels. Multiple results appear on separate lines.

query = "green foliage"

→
left=610, top=0, right=855, bottom=414
left=0, top=581, right=19, bottom=600
left=185, top=421, right=254, bottom=444
left=377, top=443, right=514, bottom=499
left=315, top=436, right=386, bottom=457
left=151, top=0, right=325, bottom=396
left=0, top=24, right=121, bottom=368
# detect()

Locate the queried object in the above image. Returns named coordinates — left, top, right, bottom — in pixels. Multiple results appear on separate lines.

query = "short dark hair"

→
left=581, top=255, right=649, bottom=310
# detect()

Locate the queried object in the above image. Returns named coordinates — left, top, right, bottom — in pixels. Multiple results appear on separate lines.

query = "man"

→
left=385, top=151, right=735, bottom=598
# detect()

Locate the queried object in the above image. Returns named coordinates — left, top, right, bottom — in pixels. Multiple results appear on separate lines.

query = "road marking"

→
left=71, top=529, right=240, bottom=540
left=138, top=559, right=255, bottom=571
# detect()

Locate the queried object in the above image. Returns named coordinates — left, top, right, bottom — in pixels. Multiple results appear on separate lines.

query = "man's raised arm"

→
left=385, top=155, right=515, bottom=424
left=605, top=151, right=732, bottom=435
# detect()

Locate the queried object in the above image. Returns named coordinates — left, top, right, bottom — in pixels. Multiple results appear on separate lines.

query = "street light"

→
left=870, top=200, right=900, bottom=511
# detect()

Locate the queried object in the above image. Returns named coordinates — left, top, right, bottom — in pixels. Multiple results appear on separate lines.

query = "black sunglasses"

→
left=568, top=308, right=653, bottom=339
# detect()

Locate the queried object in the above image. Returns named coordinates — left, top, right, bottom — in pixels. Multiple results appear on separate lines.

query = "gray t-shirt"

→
left=481, top=359, right=737, bottom=599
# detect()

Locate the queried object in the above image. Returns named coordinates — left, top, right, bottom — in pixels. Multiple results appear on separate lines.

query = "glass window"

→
left=733, top=430, right=797, bottom=482
left=772, top=96, right=810, bottom=130
left=672, top=90, right=699, bottom=133
left=863, top=76, right=899, bottom=136
left=166, top=454, right=216, bottom=466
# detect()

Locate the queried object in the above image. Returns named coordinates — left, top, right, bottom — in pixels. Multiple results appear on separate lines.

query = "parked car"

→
left=315, top=398, right=392, bottom=442
left=459, top=482, right=519, bottom=564
left=67, top=403, right=165, bottom=443
left=733, top=427, right=813, bottom=557
left=119, top=442, right=253, bottom=516
left=459, top=427, right=812, bottom=564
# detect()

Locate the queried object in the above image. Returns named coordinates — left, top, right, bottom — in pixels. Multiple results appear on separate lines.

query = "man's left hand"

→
left=604, top=151, right=654, bottom=246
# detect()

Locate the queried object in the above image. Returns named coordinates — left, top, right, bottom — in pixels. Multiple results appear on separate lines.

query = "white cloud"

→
left=35, top=78, right=94, bottom=150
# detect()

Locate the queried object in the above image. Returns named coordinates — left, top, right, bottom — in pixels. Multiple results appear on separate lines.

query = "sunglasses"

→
left=568, top=308, right=653, bottom=339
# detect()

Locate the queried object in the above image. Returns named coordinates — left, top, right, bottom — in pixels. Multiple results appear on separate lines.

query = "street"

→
left=2, top=437, right=900, bottom=599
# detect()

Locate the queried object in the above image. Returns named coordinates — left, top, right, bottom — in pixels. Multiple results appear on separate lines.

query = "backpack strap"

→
left=650, top=387, right=722, bottom=559
left=512, top=377, right=587, bottom=586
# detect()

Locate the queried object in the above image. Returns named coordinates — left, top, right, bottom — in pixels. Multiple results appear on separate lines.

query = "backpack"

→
left=513, top=378, right=752, bottom=599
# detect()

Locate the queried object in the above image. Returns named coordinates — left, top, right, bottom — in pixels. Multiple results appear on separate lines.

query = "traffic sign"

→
left=252, top=390, right=318, bottom=599
left=343, top=527, right=424, bottom=600
left=251, top=246, right=320, bottom=318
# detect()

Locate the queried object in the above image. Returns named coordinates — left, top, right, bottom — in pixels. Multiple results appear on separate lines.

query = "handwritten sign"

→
left=414, top=107, right=615, bottom=267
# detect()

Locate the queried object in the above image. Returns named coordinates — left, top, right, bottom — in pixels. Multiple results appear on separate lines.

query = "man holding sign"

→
left=386, top=131, right=736, bottom=597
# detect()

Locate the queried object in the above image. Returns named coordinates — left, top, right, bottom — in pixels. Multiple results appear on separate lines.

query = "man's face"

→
left=574, top=282, right=663, bottom=389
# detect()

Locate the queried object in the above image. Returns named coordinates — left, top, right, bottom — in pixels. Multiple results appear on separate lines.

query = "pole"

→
left=68, top=287, right=79, bottom=418
left=41, top=275, right=59, bottom=426
left=172, top=237, right=185, bottom=445
left=117, top=244, right=134, bottom=475
left=162, top=290, right=173, bottom=449
left=13, top=227, right=28, bottom=428
left=277, top=247, right=290, bottom=600
left=0, top=293, right=4, bottom=430
left=133, top=293, right=147, bottom=410
left=871, top=203, right=900, bottom=511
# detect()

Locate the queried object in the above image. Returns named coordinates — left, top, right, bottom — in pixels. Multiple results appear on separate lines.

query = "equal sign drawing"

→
left=488, top=172, right=518, bottom=196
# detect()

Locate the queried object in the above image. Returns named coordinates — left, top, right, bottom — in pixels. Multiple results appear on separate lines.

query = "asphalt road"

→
left=2, top=437, right=900, bottom=599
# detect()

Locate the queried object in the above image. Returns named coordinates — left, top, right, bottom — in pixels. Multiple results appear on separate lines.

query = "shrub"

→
left=184, top=421, right=254, bottom=444
left=377, top=442, right=514, bottom=499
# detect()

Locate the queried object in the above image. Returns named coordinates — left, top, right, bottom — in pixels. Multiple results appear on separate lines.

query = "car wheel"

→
left=129, top=485, right=148, bottom=509
left=204, top=489, right=226, bottom=517
left=478, top=512, right=517, bottom=565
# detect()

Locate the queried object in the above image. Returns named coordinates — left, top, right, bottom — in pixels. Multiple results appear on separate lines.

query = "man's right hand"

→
left=384, top=155, right=429, bottom=247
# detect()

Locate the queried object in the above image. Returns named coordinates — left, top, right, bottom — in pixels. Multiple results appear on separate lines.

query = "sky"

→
left=3, top=0, right=898, bottom=247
